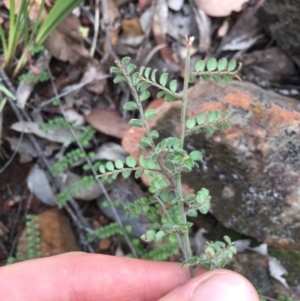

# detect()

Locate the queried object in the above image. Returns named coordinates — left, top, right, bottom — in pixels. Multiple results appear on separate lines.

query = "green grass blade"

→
left=30, top=0, right=46, bottom=39
left=36, top=0, right=84, bottom=45
left=0, top=25, right=8, bottom=55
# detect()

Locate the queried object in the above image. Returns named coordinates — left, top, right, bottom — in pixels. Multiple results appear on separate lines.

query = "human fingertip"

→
left=159, top=270, right=259, bottom=301
left=192, top=270, right=259, bottom=301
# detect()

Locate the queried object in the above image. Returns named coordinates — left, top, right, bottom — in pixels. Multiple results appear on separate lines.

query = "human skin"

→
left=0, top=252, right=259, bottom=301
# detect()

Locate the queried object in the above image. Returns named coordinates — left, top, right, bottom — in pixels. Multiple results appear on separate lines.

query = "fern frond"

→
left=50, top=148, right=86, bottom=176
left=125, top=196, right=155, bottom=217
left=144, top=241, right=178, bottom=261
left=86, top=222, right=130, bottom=242
left=56, top=175, right=95, bottom=207
left=39, top=116, right=77, bottom=133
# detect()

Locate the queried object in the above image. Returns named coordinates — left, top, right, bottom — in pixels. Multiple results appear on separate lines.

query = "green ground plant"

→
left=97, top=37, right=241, bottom=277
left=0, top=0, right=84, bottom=76
left=6, top=214, right=41, bottom=264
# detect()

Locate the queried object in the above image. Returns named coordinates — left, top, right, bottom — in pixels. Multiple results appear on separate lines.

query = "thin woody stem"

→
left=177, top=36, right=195, bottom=278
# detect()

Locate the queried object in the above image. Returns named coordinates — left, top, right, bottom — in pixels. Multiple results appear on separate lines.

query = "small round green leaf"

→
left=215, top=110, right=222, bottom=120
left=127, top=64, right=136, bottom=74
left=225, top=110, right=231, bottom=119
left=140, top=137, right=152, bottom=147
left=186, top=118, right=196, bottom=129
left=169, top=79, right=177, bottom=92
left=223, top=75, right=233, bottom=84
left=150, top=130, right=159, bottom=139
left=113, top=75, right=126, bottom=84
left=106, top=161, right=114, bottom=171
left=206, top=246, right=215, bottom=256
left=145, top=109, right=157, bottom=120
left=144, top=67, right=151, bottom=78
left=99, top=165, right=106, bottom=173
left=195, top=60, right=205, bottom=72
left=199, top=202, right=210, bottom=214
left=110, top=66, right=120, bottom=73
left=135, top=169, right=144, bottom=178
left=129, top=119, right=143, bottom=127
left=224, top=235, right=231, bottom=244
left=164, top=161, right=175, bottom=171
left=122, top=170, right=132, bottom=178
left=155, top=230, right=165, bottom=241
left=164, top=94, right=178, bottom=101
left=213, top=74, right=221, bottom=84
left=151, top=69, right=158, bottom=81
left=157, top=91, right=166, bottom=98
left=207, top=58, right=217, bottom=71
left=115, top=159, right=124, bottom=169
left=126, top=156, right=136, bottom=167
left=223, top=121, right=231, bottom=129
left=159, top=73, right=168, bottom=86
left=141, top=230, right=156, bottom=242
left=228, top=60, right=237, bottom=71
left=123, top=101, right=138, bottom=111
left=217, top=58, right=227, bottom=71
left=204, top=125, right=214, bottom=134
left=140, top=91, right=150, bottom=101
left=201, top=74, right=210, bottom=81
left=207, top=110, right=216, bottom=122
left=139, top=83, right=150, bottom=92
left=121, top=57, right=131, bottom=65
left=131, top=72, right=140, bottom=85
left=196, top=113, right=206, bottom=125
left=190, top=150, right=202, bottom=161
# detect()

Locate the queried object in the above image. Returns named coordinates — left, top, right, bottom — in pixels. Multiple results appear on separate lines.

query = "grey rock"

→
left=123, top=80, right=300, bottom=248
left=97, top=177, right=149, bottom=237
left=256, top=0, right=300, bottom=68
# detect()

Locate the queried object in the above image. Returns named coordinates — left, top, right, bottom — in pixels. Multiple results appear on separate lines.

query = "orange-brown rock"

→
left=38, top=209, right=80, bottom=256
left=18, top=209, right=80, bottom=259
left=122, top=81, right=300, bottom=249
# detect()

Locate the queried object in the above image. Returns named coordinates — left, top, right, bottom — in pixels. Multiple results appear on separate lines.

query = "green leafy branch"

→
left=57, top=175, right=95, bottom=207
left=185, top=109, right=231, bottom=136
left=124, top=196, right=156, bottom=217
left=97, top=155, right=163, bottom=182
left=190, top=58, right=242, bottom=84
left=104, top=37, right=242, bottom=277
left=6, top=214, right=41, bottom=264
left=86, top=222, right=132, bottom=243
left=50, top=148, right=92, bottom=176
left=137, top=67, right=181, bottom=102
left=39, top=117, right=78, bottom=133
left=183, top=188, right=211, bottom=217
left=182, top=236, right=237, bottom=270
left=144, top=240, right=179, bottom=261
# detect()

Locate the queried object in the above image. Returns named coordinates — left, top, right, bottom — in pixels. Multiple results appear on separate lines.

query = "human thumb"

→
left=159, top=269, right=260, bottom=301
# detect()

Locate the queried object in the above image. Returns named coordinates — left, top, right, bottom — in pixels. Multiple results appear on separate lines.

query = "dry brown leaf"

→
left=121, top=18, right=143, bottom=36
left=85, top=109, right=130, bottom=139
left=102, top=0, right=120, bottom=53
left=3, top=0, right=47, bottom=20
left=81, top=62, right=107, bottom=94
left=195, top=0, right=249, bottom=17
left=152, top=0, right=185, bottom=77
left=10, top=121, right=73, bottom=143
left=44, top=14, right=89, bottom=64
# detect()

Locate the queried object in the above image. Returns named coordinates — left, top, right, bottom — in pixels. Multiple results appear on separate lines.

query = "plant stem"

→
left=175, top=175, right=195, bottom=278
left=177, top=37, right=195, bottom=278
left=180, top=36, right=194, bottom=148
